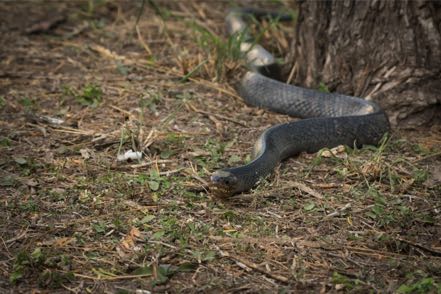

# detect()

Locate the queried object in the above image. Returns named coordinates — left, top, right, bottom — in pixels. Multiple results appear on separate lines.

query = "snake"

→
left=209, top=8, right=390, bottom=198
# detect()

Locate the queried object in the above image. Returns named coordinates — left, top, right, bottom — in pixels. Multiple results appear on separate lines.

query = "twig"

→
left=73, top=272, right=153, bottom=281
left=129, top=159, right=174, bottom=169
left=182, top=168, right=209, bottom=187
left=110, top=105, right=133, bottom=117
left=323, top=203, right=351, bottom=219
left=286, top=60, right=297, bottom=85
left=290, top=181, right=324, bottom=199
left=186, top=102, right=247, bottom=127
left=229, top=181, right=324, bottom=201
left=210, top=235, right=301, bottom=246
left=413, top=151, right=441, bottom=163
left=347, top=245, right=441, bottom=259
left=89, top=44, right=126, bottom=61
left=148, top=240, right=178, bottom=250
left=216, top=247, right=289, bottom=283
left=394, top=236, right=441, bottom=257
left=50, top=126, right=96, bottom=136
left=136, top=24, right=153, bottom=56
left=158, top=167, right=185, bottom=176
left=6, top=229, right=29, bottom=244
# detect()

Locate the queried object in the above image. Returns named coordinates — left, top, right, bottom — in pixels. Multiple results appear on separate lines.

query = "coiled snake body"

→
left=210, top=8, right=390, bottom=198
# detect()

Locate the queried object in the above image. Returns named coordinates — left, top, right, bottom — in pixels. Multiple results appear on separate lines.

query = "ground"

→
left=1, top=1, right=440, bottom=293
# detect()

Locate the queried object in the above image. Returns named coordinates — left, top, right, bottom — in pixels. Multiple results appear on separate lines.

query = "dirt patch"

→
left=1, top=1, right=440, bottom=293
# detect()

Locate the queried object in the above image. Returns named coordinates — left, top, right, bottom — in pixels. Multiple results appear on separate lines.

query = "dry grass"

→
left=1, top=1, right=440, bottom=293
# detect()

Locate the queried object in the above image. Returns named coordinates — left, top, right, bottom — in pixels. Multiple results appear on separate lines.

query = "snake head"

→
left=210, top=170, right=239, bottom=198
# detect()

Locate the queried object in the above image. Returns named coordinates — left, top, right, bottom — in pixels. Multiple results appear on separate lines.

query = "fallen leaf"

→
left=321, top=145, right=346, bottom=158
left=361, top=161, right=382, bottom=178
left=303, top=202, right=315, bottom=211
left=118, top=227, right=142, bottom=253
left=25, top=15, right=66, bottom=34
left=38, top=237, right=75, bottom=247
left=80, top=148, right=93, bottom=159
left=149, top=181, right=160, bottom=191
left=14, top=157, right=27, bottom=165
left=25, top=179, right=38, bottom=187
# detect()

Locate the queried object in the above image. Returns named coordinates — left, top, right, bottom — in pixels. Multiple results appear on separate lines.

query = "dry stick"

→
left=413, top=151, right=441, bottom=163
left=193, top=78, right=242, bottom=101
left=159, top=167, right=185, bottom=176
left=5, top=229, right=29, bottom=244
left=286, top=60, right=297, bottom=85
left=123, top=200, right=158, bottom=212
left=291, top=181, right=324, bottom=199
left=182, top=167, right=209, bottom=187
left=361, top=219, right=441, bottom=257
left=0, top=237, right=12, bottom=258
left=73, top=272, right=153, bottom=281
left=191, top=1, right=208, bottom=19
left=216, top=247, right=289, bottom=283
left=89, top=44, right=125, bottom=61
left=394, top=236, right=441, bottom=257
left=50, top=126, right=95, bottom=136
left=186, top=101, right=223, bottom=132
left=136, top=24, right=153, bottom=56
left=110, top=104, right=133, bottom=117
left=347, top=244, right=441, bottom=259
left=323, top=203, right=352, bottom=219
left=238, top=181, right=323, bottom=200
left=26, top=116, right=96, bottom=136
left=210, top=235, right=302, bottom=246
left=315, top=183, right=343, bottom=189
left=186, top=102, right=247, bottom=127
left=129, top=159, right=174, bottom=169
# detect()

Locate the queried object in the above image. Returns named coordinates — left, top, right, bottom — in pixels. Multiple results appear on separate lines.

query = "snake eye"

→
left=210, top=170, right=239, bottom=198
left=211, top=171, right=237, bottom=187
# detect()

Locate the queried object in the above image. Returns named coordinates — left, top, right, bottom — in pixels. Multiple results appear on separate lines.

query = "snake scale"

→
left=210, top=8, right=390, bottom=198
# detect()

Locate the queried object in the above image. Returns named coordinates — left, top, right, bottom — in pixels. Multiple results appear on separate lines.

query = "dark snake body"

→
left=210, top=8, right=390, bottom=197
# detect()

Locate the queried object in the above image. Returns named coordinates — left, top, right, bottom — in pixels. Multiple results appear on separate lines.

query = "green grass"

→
left=398, top=274, right=441, bottom=294
left=331, top=272, right=364, bottom=291
left=189, top=20, right=248, bottom=80
left=0, top=96, right=5, bottom=108
left=62, top=83, right=103, bottom=107
left=318, top=82, right=330, bottom=93
left=76, top=83, right=103, bottom=107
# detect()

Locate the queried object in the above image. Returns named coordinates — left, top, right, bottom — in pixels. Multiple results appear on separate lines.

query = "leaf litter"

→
left=0, top=1, right=440, bottom=293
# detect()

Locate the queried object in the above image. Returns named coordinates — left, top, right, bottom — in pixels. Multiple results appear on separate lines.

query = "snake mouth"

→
left=210, top=170, right=239, bottom=198
left=209, top=184, right=234, bottom=199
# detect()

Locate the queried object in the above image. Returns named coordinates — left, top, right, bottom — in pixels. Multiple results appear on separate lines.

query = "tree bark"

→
left=290, top=0, right=441, bottom=127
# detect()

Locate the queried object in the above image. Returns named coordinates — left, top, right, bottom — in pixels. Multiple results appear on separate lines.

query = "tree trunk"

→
left=290, top=0, right=441, bottom=127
